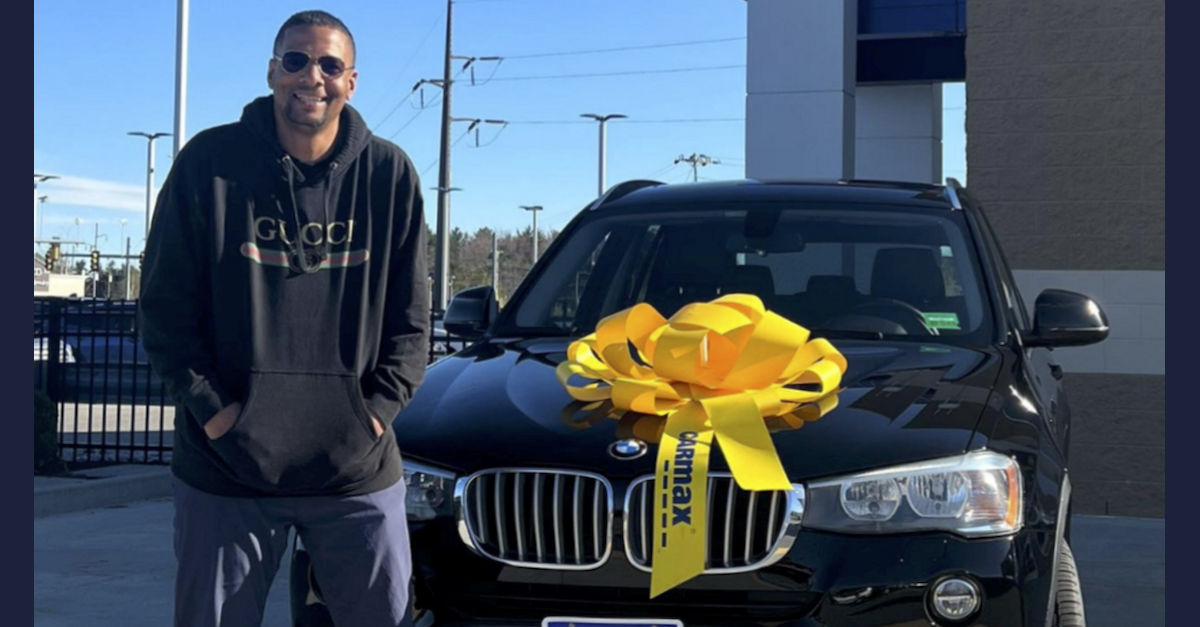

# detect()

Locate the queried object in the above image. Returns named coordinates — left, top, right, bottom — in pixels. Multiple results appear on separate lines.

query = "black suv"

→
left=293, top=179, right=1107, bottom=627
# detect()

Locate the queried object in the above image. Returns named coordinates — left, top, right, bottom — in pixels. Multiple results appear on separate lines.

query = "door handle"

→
left=1050, top=364, right=1063, bottom=380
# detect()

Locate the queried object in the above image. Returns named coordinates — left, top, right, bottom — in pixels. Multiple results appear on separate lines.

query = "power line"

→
left=505, top=117, right=744, bottom=125
left=386, top=107, right=428, bottom=142
left=626, top=117, right=743, bottom=124
left=469, top=123, right=510, bottom=148
left=648, top=162, right=685, bottom=179
left=374, top=89, right=418, bottom=130
left=502, top=36, right=746, bottom=59
left=421, top=127, right=475, bottom=178
left=363, top=13, right=444, bottom=121
left=476, top=64, right=745, bottom=83
left=675, top=154, right=721, bottom=182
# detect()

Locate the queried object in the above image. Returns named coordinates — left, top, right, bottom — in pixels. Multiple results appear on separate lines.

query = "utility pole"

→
left=432, top=0, right=455, bottom=315
left=675, top=153, right=721, bottom=182
left=424, top=0, right=505, bottom=314
left=491, top=231, right=500, bottom=295
left=129, top=132, right=171, bottom=238
left=520, top=205, right=543, bottom=265
left=581, top=114, right=626, bottom=197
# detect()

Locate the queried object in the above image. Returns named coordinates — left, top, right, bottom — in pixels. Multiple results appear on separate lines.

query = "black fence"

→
left=34, top=297, right=467, bottom=465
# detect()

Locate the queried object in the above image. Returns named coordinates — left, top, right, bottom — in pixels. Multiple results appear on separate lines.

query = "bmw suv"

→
left=293, top=178, right=1106, bottom=627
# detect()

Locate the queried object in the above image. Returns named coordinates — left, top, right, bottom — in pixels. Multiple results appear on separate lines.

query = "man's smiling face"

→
left=268, top=25, right=357, bottom=134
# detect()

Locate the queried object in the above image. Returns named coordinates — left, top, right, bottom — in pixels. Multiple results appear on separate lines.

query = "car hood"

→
left=394, top=337, right=1003, bottom=482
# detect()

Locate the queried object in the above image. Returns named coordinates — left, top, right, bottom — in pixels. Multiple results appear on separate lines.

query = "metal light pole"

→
left=120, top=219, right=131, bottom=300
left=173, top=0, right=189, bottom=157
left=431, top=186, right=461, bottom=307
left=35, top=174, right=58, bottom=245
left=580, top=114, right=626, bottom=197
left=37, top=195, right=49, bottom=248
left=129, top=132, right=171, bottom=238
left=520, top=205, right=543, bottom=265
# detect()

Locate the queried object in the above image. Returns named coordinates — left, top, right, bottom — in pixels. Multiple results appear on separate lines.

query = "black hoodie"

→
left=139, top=96, right=429, bottom=498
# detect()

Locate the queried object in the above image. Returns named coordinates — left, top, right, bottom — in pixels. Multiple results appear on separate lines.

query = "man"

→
left=139, top=10, right=429, bottom=627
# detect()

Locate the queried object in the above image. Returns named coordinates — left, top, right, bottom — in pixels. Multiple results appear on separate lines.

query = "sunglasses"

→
left=274, top=51, right=352, bottom=78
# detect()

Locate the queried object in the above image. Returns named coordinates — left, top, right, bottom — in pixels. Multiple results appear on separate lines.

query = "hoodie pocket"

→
left=209, top=371, right=382, bottom=493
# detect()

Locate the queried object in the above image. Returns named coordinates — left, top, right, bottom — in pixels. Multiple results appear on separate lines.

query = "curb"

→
left=34, top=466, right=173, bottom=519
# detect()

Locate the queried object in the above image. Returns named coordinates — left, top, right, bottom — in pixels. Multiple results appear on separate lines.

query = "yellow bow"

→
left=555, top=294, right=847, bottom=597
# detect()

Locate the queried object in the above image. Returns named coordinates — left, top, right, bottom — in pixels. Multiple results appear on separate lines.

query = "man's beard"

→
left=284, top=98, right=331, bottom=129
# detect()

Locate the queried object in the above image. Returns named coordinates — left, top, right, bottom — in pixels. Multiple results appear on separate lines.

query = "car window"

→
left=961, top=190, right=1031, bottom=333
left=504, top=203, right=996, bottom=345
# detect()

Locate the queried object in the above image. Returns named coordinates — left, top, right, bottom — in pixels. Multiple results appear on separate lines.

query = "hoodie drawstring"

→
left=280, top=156, right=339, bottom=274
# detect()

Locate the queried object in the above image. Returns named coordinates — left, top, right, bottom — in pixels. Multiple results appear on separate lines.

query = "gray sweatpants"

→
left=171, top=475, right=413, bottom=627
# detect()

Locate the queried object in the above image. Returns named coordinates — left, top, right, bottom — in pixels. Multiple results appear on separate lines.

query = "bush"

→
left=34, top=390, right=64, bottom=474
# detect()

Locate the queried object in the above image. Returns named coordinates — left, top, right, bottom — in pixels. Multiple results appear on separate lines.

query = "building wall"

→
left=855, top=84, right=943, bottom=183
left=966, top=0, right=1166, bottom=517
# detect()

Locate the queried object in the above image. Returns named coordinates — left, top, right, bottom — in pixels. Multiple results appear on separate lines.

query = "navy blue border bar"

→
left=1165, top=0, right=1188, bottom=624
left=18, top=1, right=33, bottom=625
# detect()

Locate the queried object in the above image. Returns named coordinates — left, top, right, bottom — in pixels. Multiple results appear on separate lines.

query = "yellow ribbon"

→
left=555, top=294, right=848, bottom=597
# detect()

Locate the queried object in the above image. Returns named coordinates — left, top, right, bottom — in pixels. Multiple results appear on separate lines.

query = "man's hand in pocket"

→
left=205, top=402, right=243, bottom=440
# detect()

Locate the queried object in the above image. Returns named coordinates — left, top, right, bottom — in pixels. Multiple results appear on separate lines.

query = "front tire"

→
left=1052, top=541, right=1086, bottom=627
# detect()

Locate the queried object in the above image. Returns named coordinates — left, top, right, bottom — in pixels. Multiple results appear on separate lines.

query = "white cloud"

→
left=37, top=174, right=160, bottom=213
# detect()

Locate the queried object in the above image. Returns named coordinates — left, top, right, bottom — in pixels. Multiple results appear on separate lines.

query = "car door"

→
left=965, top=192, right=1068, bottom=457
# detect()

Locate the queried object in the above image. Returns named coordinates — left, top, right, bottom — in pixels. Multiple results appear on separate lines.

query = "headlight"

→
left=802, top=450, right=1023, bottom=537
left=403, top=460, right=456, bottom=521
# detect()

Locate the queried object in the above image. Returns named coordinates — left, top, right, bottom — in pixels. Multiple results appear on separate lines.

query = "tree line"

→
left=426, top=224, right=560, bottom=305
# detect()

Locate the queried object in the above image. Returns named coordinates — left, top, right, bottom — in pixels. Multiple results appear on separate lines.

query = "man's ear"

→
left=266, top=59, right=276, bottom=89
left=346, top=69, right=358, bottom=100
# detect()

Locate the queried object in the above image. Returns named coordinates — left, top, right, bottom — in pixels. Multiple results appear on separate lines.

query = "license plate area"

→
left=544, top=619, right=684, bottom=627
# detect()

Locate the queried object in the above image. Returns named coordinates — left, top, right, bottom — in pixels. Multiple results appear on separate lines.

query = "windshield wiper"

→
left=497, top=326, right=579, bottom=338
left=807, top=328, right=885, bottom=341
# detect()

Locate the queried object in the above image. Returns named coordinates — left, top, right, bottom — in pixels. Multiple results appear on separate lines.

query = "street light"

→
left=580, top=114, right=627, bottom=197
left=120, top=219, right=131, bottom=300
left=520, top=205, right=543, bottom=265
left=174, top=0, right=189, bottom=157
left=36, top=195, right=49, bottom=248
left=35, top=174, right=59, bottom=245
left=129, top=132, right=171, bottom=239
left=430, top=186, right=462, bottom=313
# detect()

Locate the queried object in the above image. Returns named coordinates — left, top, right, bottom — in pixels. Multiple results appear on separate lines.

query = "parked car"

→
left=33, top=299, right=166, bottom=404
left=292, top=178, right=1106, bottom=627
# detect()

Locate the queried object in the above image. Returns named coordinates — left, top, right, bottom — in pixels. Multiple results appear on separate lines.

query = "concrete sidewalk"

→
left=33, top=466, right=1166, bottom=626
left=34, top=464, right=172, bottom=519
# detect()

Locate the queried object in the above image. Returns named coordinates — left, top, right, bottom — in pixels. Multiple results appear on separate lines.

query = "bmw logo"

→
left=609, top=439, right=648, bottom=461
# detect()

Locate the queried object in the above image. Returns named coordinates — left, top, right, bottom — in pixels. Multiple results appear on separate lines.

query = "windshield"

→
left=501, top=203, right=996, bottom=345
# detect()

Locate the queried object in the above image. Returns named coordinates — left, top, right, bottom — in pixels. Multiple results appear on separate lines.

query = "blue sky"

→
left=34, top=0, right=965, bottom=256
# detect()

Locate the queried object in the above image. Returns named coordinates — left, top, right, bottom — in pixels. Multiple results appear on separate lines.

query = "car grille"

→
left=456, top=469, right=613, bottom=570
left=624, top=473, right=805, bottom=573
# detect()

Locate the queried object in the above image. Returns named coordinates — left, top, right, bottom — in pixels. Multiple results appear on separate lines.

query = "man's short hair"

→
left=273, top=10, right=356, bottom=60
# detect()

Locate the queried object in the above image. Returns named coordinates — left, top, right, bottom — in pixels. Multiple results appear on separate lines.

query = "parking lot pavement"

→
left=34, top=498, right=294, bottom=627
left=1071, top=515, right=1167, bottom=627
left=34, top=495, right=1165, bottom=627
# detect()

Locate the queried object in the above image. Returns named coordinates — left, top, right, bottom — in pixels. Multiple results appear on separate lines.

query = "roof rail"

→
left=944, top=177, right=965, bottom=210
left=588, top=179, right=667, bottom=211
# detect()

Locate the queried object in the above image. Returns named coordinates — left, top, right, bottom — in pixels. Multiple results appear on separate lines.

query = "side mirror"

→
left=443, top=286, right=499, bottom=341
left=1021, top=289, right=1110, bottom=348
